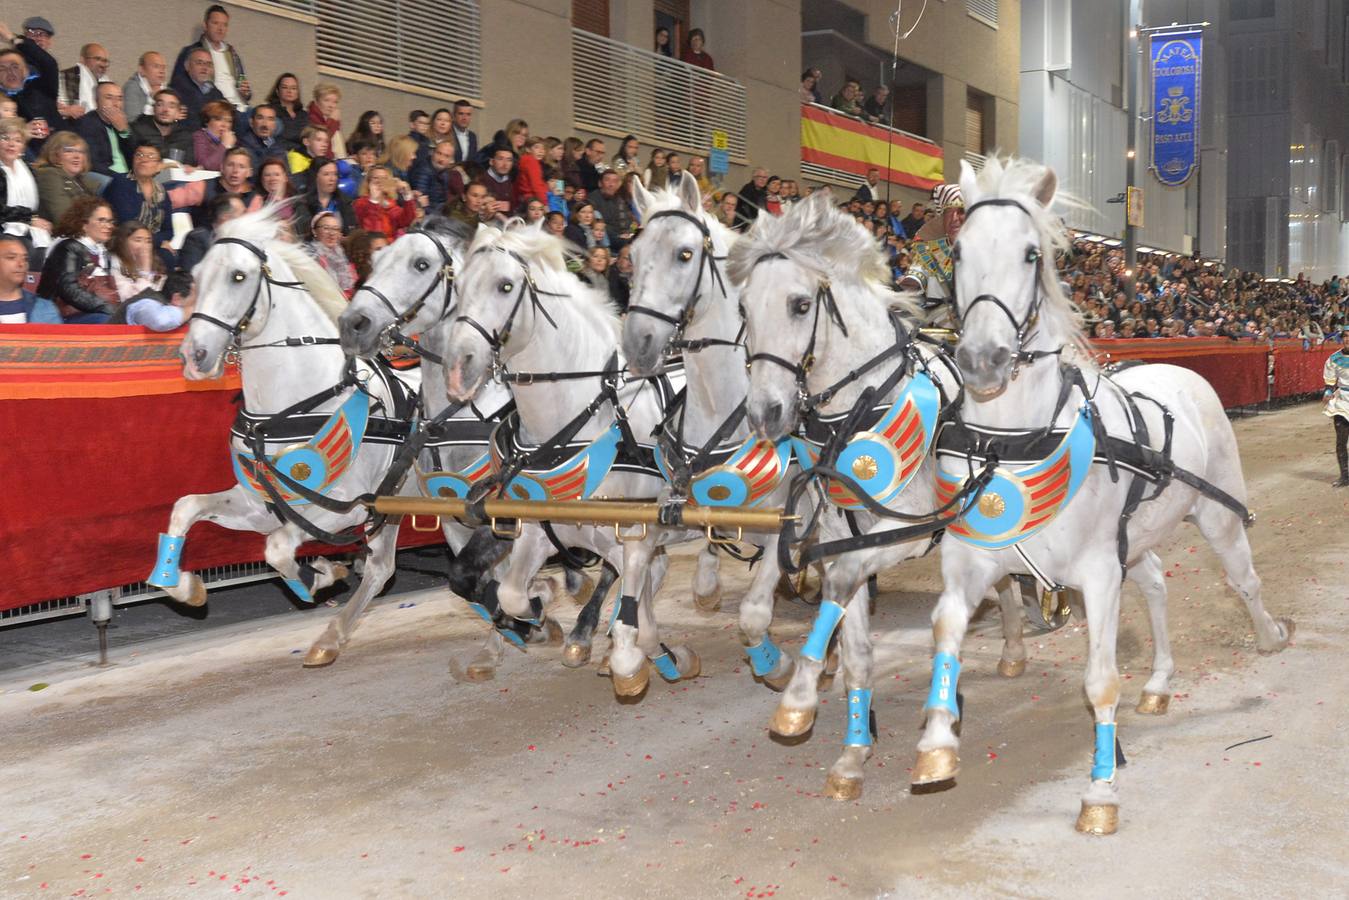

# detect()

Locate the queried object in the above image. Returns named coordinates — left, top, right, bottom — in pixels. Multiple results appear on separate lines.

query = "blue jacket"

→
left=0, top=289, right=63, bottom=324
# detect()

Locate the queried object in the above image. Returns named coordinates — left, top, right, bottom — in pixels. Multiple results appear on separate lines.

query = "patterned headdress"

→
left=931, top=183, right=964, bottom=213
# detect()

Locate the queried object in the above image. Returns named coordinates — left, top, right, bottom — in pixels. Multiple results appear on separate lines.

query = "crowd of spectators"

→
left=0, top=9, right=1343, bottom=341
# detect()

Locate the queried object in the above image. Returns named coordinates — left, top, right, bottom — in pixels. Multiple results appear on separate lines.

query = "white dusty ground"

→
left=2, top=403, right=1346, bottom=899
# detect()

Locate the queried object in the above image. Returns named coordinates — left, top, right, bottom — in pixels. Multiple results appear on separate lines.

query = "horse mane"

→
left=727, top=190, right=917, bottom=318
left=216, top=205, right=349, bottom=325
left=965, top=156, right=1092, bottom=363
left=467, top=222, right=621, bottom=342
left=641, top=186, right=737, bottom=246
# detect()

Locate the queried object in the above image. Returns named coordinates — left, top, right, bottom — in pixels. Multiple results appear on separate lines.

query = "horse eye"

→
left=231, top=271, right=246, bottom=283
left=500, top=281, right=514, bottom=294
left=1025, top=247, right=1042, bottom=264
left=791, top=296, right=811, bottom=316
left=678, top=249, right=693, bottom=262
left=415, top=258, right=430, bottom=272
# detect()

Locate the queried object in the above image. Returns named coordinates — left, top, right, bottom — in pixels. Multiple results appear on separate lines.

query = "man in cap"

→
left=898, top=183, right=965, bottom=327
left=0, top=18, right=60, bottom=150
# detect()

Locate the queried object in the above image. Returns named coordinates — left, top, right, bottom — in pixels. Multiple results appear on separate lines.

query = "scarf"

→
left=307, top=240, right=355, bottom=295
left=133, top=178, right=166, bottom=236
left=306, top=101, right=340, bottom=137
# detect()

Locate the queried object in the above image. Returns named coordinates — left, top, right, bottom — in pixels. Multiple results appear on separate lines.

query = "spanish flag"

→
left=801, top=104, right=944, bottom=191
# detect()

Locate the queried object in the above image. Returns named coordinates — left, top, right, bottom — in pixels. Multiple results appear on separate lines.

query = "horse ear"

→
left=631, top=176, right=656, bottom=221
left=803, top=186, right=833, bottom=219
left=677, top=170, right=701, bottom=213
left=958, top=159, right=980, bottom=208
left=1032, top=167, right=1058, bottom=207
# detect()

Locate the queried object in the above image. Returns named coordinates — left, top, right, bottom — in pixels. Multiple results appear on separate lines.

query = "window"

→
left=965, top=91, right=985, bottom=155
left=572, top=0, right=610, bottom=37
left=316, top=0, right=481, bottom=100
left=967, top=0, right=998, bottom=28
left=251, top=0, right=317, bottom=14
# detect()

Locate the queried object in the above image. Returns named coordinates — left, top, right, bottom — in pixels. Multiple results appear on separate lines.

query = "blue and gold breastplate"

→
left=655, top=435, right=793, bottom=508
left=232, top=389, right=370, bottom=504
left=791, top=371, right=941, bottom=509
left=490, top=415, right=628, bottom=502
left=934, top=405, right=1096, bottom=549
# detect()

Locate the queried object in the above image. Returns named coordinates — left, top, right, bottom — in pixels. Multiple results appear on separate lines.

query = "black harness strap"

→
left=626, top=208, right=729, bottom=352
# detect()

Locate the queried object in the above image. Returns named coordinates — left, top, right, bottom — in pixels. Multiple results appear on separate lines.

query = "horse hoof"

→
left=1075, top=801, right=1119, bottom=836
left=770, top=705, right=815, bottom=738
left=1135, top=691, right=1169, bottom=715
left=302, top=645, right=338, bottom=668
left=911, top=747, right=959, bottom=785
left=597, top=654, right=611, bottom=677
left=463, top=663, right=496, bottom=682
left=679, top=648, right=701, bottom=680
left=693, top=585, right=722, bottom=613
left=823, top=772, right=863, bottom=801
left=561, top=642, right=591, bottom=668
left=762, top=658, right=795, bottom=692
left=1259, top=617, right=1295, bottom=655
left=567, top=574, right=596, bottom=607
left=181, top=573, right=207, bottom=608
left=997, top=658, right=1026, bottom=678
left=613, top=662, right=650, bottom=698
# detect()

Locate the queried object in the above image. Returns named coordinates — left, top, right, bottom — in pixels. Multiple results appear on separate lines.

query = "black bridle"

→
left=744, top=252, right=850, bottom=409
left=454, top=246, right=562, bottom=374
left=188, top=237, right=307, bottom=348
left=353, top=230, right=459, bottom=362
left=625, top=209, right=734, bottom=354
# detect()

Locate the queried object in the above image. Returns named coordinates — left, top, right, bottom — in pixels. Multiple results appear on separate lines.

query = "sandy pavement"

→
left=1, top=403, right=1346, bottom=899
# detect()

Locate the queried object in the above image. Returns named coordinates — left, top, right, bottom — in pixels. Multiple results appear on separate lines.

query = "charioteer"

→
left=1325, top=333, right=1349, bottom=487
left=898, top=183, right=965, bottom=328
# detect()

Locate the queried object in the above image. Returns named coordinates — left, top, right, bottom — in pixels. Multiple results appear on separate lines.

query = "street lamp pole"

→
left=1124, top=0, right=1141, bottom=303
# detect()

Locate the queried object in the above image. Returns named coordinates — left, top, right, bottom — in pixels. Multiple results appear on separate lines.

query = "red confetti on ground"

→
left=453, top=846, right=465, bottom=853
left=80, top=854, right=92, bottom=860
left=987, top=752, right=998, bottom=760
left=528, top=745, right=536, bottom=751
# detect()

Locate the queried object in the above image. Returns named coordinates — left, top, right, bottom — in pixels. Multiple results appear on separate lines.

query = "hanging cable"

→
left=883, top=0, right=929, bottom=208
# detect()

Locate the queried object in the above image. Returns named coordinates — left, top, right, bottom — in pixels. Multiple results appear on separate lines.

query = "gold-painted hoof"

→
left=1135, top=691, right=1169, bottom=715
left=911, top=747, right=960, bottom=785
left=561, top=642, right=591, bottom=668
left=1075, top=802, right=1119, bottom=835
left=597, top=654, right=611, bottom=677
left=613, top=662, right=650, bottom=698
left=693, top=585, right=722, bottom=613
left=302, top=645, right=338, bottom=668
left=762, top=658, right=795, bottom=692
left=770, top=705, right=816, bottom=737
left=463, top=662, right=496, bottom=682
left=997, top=658, right=1026, bottom=678
left=823, top=772, right=863, bottom=801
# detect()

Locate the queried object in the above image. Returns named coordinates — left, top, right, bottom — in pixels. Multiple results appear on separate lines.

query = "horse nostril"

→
left=351, top=314, right=371, bottom=333
left=764, top=401, right=783, bottom=426
left=639, top=333, right=652, bottom=353
left=193, top=347, right=207, bottom=364
left=990, top=346, right=1012, bottom=369
left=955, top=344, right=976, bottom=373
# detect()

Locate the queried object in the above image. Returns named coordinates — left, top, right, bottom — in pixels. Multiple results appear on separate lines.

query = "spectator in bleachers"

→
left=387, top=135, right=419, bottom=183
left=560, top=137, right=585, bottom=189
left=736, top=167, right=769, bottom=226
left=123, top=52, right=168, bottom=119
left=177, top=191, right=243, bottom=273
left=174, top=146, right=262, bottom=225
left=172, top=5, right=251, bottom=113
left=800, top=70, right=819, bottom=104
left=515, top=136, right=549, bottom=206
left=763, top=175, right=783, bottom=216
left=406, top=108, right=430, bottom=157
left=265, top=73, right=307, bottom=150
left=172, top=47, right=226, bottom=125
left=0, top=19, right=59, bottom=152
left=75, top=82, right=133, bottom=177
left=347, top=111, right=385, bottom=159
left=477, top=146, right=517, bottom=217
left=804, top=66, right=824, bottom=104
left=542, top=210, right=566, bottom=239
left=304, top=210, right=356, bottom=297
left=579, top=245, right=611, bottom=294
left=688, top=155, right=713, bottom=196
left=286, top=125, right=331, bottom=193
left=345, top=229, right=388, bottom=286
left=714, top=191, right=739, bottom=231
left=830, top=78, right=863, bottom=118
left=565, top=202, right=596, bottom=249
left=111, top=268, right=195, bottom=330
left=609, top=243, right=633, bottom=311
left=681, top=28, right=715, bottom=70
left=256, top=157, right=292, bottom=204
left=38, top=195, right=117, bottom=322
left=666, top=152, right=690, bottom=192
left=899, top=201, right=926, bottom=238
left=863, top=85, right=891, bottom=126
left=409, top=140, right=459, bottom=211
left=519, top=198, right=546, bottom=224
left=541, top=137, right=566, bottom=209
left=192, top=99, right=236, bottom=172
left=579, top=138, right=606, bottom=192
left=293, top=158, right=356, bottom=238
left=354, top=165, right=418, bottom=239
left=1, top=118, right=51, bottom=248
left=130, top=89, right=195, bottom=166
left=0, top=232, right=59, bottom=322
left=591, top=170, right=634, bottom=251
left=307, top=83, right=346, bottom=159
left=239, top=103, right=282, bottom=167
left=853, top=167, right=882, bottom=203
left=57, top=43, right=111, bottom=122
left=654, top=27, right=673, bottom=58
left=450, top=100, right=477, bottom=165
left=611, top=135, right=639, bottom=177
left=642, top=148, right=668, bottom=190
left=33, top=131, right=99, bottom=225
left=444, top=181, right=490, bottom=233
left=109, top=220, right=166, bottom=302
left=103, top=143, right=173, bottom=255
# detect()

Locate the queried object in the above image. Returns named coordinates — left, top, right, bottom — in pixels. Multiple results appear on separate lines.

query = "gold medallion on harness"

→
left=852, top=455, right=878, bottom=480
left=707, top=484, right=732, bottom=501
left=438, top=486, right=454, bottom=498
left=977, top=491, right=1006, bottom=518
left=290, top=462, right=312, bottom=481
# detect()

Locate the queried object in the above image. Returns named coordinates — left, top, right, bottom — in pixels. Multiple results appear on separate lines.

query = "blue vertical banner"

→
left=1150, top=30, right=1202, bottom=187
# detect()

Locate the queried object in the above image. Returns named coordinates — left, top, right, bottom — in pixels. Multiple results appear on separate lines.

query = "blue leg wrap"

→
left=467, top=602, right=495, bottom=625
left=497, top=626, right=527, bottom=650
left=146, top=533, right=184, bottom=588
left=283, top=578, right=315, bottom=605
left=651, top=645, right=681, bottom=681
left=801, top=600, right=845, bottom=663
left=1092, top=722, right=1118, bottom=782
left=745, top=636, right=782, bottom=677
left=845, top=688, right=874, bottom=747
left=924, top=651, right=961, bottom=717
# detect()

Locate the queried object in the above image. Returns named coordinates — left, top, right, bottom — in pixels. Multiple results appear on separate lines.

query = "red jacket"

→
left=354, top=196, right=419, bottom=239
left=514, top=155, right=548, bottom=206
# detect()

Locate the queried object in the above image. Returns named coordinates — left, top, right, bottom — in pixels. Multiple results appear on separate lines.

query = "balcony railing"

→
left=572, top=29, right=749, bottom=163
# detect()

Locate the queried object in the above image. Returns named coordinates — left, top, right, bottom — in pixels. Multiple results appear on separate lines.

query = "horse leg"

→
left=303, top=524, right=399, bottom=668
left=262, top=522, right=345, bottom=604
left=692, top=543, right=722, bottom=612
left=563, top=560, right=618, bottom=667
left=562, top=560, right=597, bottom=606
left=1076, top=564, right=1125, bottom=835
left=912, top=561, right=998, bottom=786
left=823, top=578, right=876, bottom=800
left=639, top=548, right=699, bottom=682
left=769, top=573, right=864, bottom=740
left=608, top=535, right=657, bottom=698
left=1128, top=552, right=1174, bottom=714
left=493, top=526, right=557, bottom=643
left=994, top=576, right=1028, bottom=678
left=740, top=534, right=795, bottom=691
left=1192, top=500, right=1294, bottom=654
left=148, top=487, right=277, bottom=607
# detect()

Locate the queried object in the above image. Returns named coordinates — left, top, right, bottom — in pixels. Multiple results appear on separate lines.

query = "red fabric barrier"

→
left=1089, top=338, right=1269, bottom=408
left=1270, top=340, right=1337, bottom=399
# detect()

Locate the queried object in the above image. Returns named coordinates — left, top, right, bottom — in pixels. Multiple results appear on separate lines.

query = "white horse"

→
left=152, top=207, right=408, bottom=665
left=620, top=176, right=798, bottom=690
left=915, top=157, right=1293, bottom=834
left=729, top=189, right=1028, bottom=800
left=437, top=223, right=701, bottom=696
left=335, top=216, right=609, bottom=678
